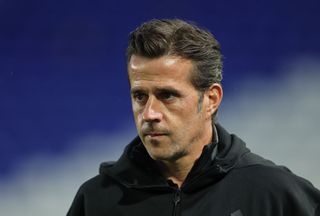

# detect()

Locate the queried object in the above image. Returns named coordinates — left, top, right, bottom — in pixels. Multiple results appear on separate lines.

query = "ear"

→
left=204, top=83, right=223, bottom=119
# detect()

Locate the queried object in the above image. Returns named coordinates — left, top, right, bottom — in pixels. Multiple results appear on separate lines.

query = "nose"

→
left=142, top=97, right=163, bottom=122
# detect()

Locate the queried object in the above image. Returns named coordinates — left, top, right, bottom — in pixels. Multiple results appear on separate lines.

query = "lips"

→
left=145, top=133, right=166, bottom=137
left=142, top=129, right=169, bottom=137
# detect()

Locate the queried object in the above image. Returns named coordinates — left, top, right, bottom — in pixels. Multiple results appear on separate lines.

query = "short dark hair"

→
left=126, top=19, right=223, bottom=92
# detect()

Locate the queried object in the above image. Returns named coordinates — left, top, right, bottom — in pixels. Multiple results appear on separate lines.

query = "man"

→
left=67, top=19, right=320, bottom=216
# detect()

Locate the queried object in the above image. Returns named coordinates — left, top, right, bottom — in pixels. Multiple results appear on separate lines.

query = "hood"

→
left=99, top=124, right=274, bottom=192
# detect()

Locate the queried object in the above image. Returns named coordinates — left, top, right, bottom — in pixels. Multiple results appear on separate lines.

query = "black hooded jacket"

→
left=67, top=124, right=320, bottom=216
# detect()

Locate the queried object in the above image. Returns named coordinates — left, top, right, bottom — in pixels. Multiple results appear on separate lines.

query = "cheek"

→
left=168, top=109, right=196, bottom=131
left=133, top=112, right=141, bottom=124
left=132, top=104, right=141, bottom=119
left=181, top=102, right=200, bottom=119
left=134, top=113, right=145, bottom=130
left=167, top=98, right=198, bottom=123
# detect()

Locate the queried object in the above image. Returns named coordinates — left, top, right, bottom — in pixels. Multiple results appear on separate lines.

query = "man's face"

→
left=128, top=55, right=215, bottom=162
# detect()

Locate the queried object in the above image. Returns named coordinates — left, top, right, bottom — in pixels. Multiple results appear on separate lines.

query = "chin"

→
left=147, top=149, right=168, bottom=160
left=149, top=150, right=187, bottom=162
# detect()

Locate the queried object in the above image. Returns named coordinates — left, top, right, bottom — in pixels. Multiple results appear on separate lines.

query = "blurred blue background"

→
left=1, top=0, right=320, bottom=215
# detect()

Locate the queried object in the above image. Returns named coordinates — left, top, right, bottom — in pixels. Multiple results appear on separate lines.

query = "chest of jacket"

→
left=80, top=169, right=296, bottom=216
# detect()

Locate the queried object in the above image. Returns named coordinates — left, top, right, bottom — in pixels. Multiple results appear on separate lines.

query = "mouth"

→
left=145, top=133, right=166, bottom=137
left=144, top=132, right=168, bottom=138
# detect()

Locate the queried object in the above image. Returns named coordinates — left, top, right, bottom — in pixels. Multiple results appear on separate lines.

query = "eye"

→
left=158, top=90, right=179, bottom=101
left=132, top=92, right=148, bottom=104
left=159, top=92, right=174, bottom=100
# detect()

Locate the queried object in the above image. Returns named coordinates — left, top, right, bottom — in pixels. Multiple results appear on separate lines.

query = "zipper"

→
left=172, top=189, right=181, bottom=216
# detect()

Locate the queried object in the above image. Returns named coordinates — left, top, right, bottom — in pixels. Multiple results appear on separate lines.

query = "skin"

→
left=128, top=55, right=223, bottom=187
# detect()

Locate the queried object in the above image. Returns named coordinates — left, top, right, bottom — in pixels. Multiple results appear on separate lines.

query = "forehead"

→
left=128, top=55, right=195, bottom=88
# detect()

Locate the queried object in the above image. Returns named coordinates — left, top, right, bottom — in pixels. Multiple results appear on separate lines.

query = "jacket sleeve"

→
left=67, top=188, right=85, bottom=216
left=315, top=204, right=320, bottom=216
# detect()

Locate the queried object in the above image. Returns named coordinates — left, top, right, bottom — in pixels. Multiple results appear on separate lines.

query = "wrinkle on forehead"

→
left=128, top=55, right=195, bottom=89
left=129, top=55, right=185, bottom=71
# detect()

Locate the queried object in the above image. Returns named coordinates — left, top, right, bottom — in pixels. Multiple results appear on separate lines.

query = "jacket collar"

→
left=100, top=124, right=251, bottom=191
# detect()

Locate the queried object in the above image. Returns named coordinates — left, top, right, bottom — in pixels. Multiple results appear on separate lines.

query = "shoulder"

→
left=230, top=162, right=320, bottom=214
left=232, top=152, right=317, bottom=193
left=67, top=168, right=124, bottom=216
left=77, top=162, right=120, bottom=194
left=232, top=150, right=314, bottom=190
left=234, top=163, right=307, bottom=187
left=79, top=174, right=102, bottom=189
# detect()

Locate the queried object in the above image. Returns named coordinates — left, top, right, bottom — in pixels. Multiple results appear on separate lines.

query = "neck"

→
left=156, top=124, right=213, bottom=188
left=156, top=157, right=194, bottom=188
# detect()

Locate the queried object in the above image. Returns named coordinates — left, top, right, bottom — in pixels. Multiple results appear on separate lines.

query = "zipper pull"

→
left=173, top=189, right=181, bottom=206
left=172, top=189, right=181, bottom=216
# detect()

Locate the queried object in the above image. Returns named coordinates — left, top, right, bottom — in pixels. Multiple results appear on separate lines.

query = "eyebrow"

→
left=154, top=87, right=181, bottom=96
left=130, top=86, right=182, bottom=96
left=130, top=87, right=145, bottom=94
